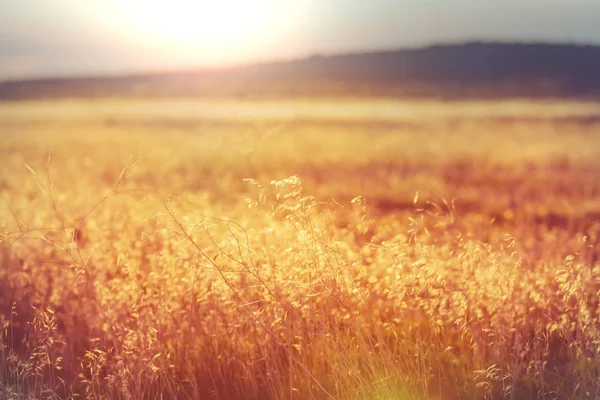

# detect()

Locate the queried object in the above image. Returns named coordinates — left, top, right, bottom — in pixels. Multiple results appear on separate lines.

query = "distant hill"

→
left=2, top=42, right=600, bottom=100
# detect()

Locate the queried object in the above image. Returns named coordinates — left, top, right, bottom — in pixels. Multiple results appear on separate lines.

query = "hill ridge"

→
left=2, top=41, right=600, bottom=100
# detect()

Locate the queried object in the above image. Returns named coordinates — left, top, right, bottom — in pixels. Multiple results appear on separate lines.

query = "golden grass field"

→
left=1, top=98, right=599, bottom=400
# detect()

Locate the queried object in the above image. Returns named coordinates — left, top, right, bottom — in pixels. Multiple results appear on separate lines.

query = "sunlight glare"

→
left=119, top=0, right=295, bottom=51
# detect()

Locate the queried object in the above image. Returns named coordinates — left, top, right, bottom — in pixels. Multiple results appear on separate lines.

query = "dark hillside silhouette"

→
left=1, top=42, right=600, bottom=100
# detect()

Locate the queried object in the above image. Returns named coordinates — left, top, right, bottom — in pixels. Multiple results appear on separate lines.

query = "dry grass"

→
left=1, top=99, right=599, bottom=400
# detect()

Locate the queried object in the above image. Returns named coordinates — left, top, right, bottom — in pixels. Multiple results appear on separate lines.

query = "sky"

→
left=1, top=0, right=600, bottom=80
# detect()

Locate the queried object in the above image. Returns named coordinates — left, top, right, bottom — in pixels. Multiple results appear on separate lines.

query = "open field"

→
left=1, top=99, right=599, bottom=400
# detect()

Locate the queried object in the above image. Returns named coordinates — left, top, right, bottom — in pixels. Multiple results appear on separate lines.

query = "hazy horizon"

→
left=2, top=0, right=600, bottom=81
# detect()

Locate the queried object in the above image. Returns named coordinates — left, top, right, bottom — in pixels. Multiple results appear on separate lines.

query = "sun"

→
left=116, top=0, right=294, bottom=53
